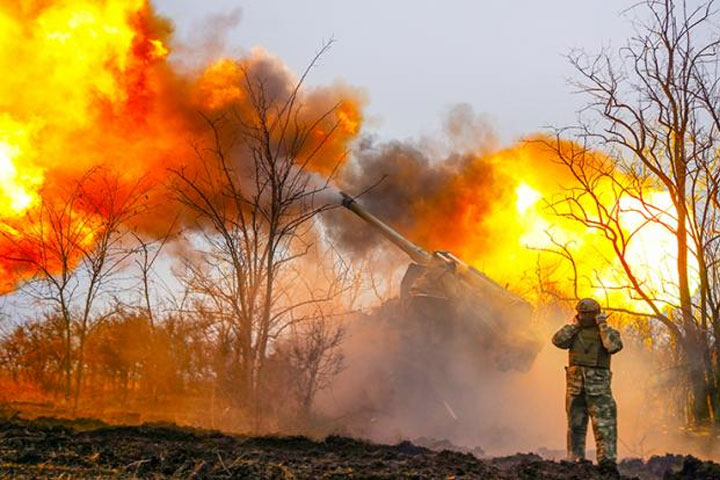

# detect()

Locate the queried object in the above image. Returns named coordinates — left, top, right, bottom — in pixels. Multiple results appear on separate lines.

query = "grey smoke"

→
left=323, top=104, right=498, bottom=257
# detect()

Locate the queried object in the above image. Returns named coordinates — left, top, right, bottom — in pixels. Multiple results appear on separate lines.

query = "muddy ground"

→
left=0, top=418, right=718, bottom=479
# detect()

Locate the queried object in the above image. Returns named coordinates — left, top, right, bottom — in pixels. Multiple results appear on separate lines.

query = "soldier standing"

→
left=552, top=298, right=623, bottom=474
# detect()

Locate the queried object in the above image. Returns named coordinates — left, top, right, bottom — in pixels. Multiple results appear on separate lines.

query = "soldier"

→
left=552, top=298, right=623, bottom=474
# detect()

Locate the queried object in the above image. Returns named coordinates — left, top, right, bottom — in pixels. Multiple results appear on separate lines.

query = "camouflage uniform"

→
left=552, top=310, right=623, bottom=464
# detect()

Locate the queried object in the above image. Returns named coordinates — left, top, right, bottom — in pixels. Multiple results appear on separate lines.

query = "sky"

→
left=153, top=0, right=636, bottom=144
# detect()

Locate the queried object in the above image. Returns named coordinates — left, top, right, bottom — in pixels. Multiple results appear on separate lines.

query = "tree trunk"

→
left=683, top=332, right=712, bottom=424
left=73, top=330, right=86, bottom=413
left=63, top=317, right=72, bottom=402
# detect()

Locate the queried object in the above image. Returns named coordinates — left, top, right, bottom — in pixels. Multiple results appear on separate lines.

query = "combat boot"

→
left=597, top=458, right=619, bottom=477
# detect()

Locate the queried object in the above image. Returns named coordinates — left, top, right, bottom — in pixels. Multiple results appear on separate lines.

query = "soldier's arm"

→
left=552, top=324, right=579, bottom=349
left=596, top=314, right=623, bottom=354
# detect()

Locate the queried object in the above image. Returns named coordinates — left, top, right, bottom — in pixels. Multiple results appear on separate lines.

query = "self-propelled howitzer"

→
left=340, top=191, right=540, bottom=372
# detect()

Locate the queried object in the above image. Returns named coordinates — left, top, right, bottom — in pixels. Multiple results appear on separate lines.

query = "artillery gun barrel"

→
left=339, top=191, right=531, bottom=312
left=340, top=192, right=432, bottom=264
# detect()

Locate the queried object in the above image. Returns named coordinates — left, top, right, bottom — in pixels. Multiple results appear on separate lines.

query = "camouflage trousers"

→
left=565, top=366, right=617, bottom=463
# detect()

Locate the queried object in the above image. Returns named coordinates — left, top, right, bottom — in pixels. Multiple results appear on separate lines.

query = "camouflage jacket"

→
left=553, top=319, right=623, bottom=396
left=552, top=320, right=623, bottom=354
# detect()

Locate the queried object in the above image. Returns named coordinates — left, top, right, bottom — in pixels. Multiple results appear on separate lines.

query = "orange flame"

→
left=0, top=0, right=364, bottom=291
left=409, top=139, right=690, bottom=316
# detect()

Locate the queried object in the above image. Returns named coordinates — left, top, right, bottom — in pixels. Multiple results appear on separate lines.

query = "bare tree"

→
left=0, top=315, right=65, bottom=394
left=170, top=43, right=353, bottom=427
left=0, top=169, right=147, bottom=408
left=128, top=227, right=176, bottom=404
left=545, top=0, right=720, bottom=424
left=285, top=314, right=345, bottom=419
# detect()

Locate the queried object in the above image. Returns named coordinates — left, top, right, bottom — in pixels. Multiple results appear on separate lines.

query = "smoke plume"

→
left=0, top=0, right=364, bottom=291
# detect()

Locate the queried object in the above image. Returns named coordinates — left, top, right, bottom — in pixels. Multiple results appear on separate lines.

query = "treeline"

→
left=0, top=307, right=345, bottom=430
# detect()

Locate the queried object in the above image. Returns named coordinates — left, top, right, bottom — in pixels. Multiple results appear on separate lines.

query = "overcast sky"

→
left=154, top=1, right=635, bottom=144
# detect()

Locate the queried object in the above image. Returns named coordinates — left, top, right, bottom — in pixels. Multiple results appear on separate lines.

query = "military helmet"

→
left=576, top=297, right=601, bottom=313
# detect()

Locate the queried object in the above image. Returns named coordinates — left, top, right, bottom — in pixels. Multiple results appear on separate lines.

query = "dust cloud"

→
left=317, top=301, right=707, bottom=460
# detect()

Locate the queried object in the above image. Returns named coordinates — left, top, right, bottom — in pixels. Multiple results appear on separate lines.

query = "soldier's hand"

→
left=595, top=312, right=608, bottom=325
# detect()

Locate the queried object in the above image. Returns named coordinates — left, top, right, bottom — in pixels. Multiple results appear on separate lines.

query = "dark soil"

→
left=0, top=418, right=717, bottom=479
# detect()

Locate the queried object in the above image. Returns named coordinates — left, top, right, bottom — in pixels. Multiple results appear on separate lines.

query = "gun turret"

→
left=340, top=192, right=531, bottom=311
left=339, top=191, right=539, bottom=372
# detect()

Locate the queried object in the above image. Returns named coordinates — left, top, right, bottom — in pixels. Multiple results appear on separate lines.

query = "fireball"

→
left=0, top=0, right=363, bottom=292
left=410, top=140, right=692, bottom=318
